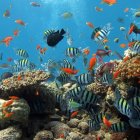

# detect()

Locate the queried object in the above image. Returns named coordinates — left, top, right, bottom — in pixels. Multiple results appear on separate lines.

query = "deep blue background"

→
left=0, top=0, right=140, bottom=74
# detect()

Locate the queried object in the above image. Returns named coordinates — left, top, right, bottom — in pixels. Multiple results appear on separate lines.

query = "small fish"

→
left=96, top=49, right=111, bottom=58
left=61, top=12, right=73, bottom=19
left=88, top=55, right=97, bottom=71
left=128, top=24, right=135, bottom=35
left=114, top=38, right=119, bottom=43
left=56, top=72, right=71, bottom=84
left=9, top=96, right=19, bottom=100
left=128, top=41, right=140, bottom=54
left=120, top=43, right=126, bottom=48
left=3, top=111, right=14, bottom=118
left=82, top=47, right=90, bottom=55
left=65, top=47, right=81, bottom=63
left=44, top=29, right=66, bottom=47
left=59, top=133, right=65, bottom=138
left=70, top=111, right=79, bottom=118
left=2, top=100, right=14, bottom=108
left=0, top=63, right=11, bottom=69
left=16, top=58, right=31, bottom=68
left=75, top=73, right=94, bottom=85
left=16, top=49, right=29, bottom=58
left=124, top=8, right=129, bottom=12
left=36, top=45, right=41, bottom=50
left=91, top=23, right=112, bottom=46
left=95, top=6, right=103, bottom=12
left=103, top=116, right=112, bottom=128
left=3, top=10, right=10, bottom=17
left=68, top=99, right=82, bottom=110
left=7, top=57, right=13, bottom=62
left=104, top=45, right=110, bottom=50
left=30, top=2, right=40, bottom=7
left=134, top=11, right=140, bottom=18
left=15, top=19, right=26, bottom=26
left=111, top=122, right=129, bottom=132
left=113, top=70, right=120, bottom=79
left=1, top=36, right=13, bottom=46
left=61, top=68, right=79, bottom=75
left=101, top=0, right=117, bottom=6
left=100, top=72, right=113, bottom=85
left=120, top=27, right=125, bottom=31
left=86, top=22, right=94, bottom=28
left=13, top=29, right=20, bottom=36
left=114, top=88, right=132, bottom=118
left=17, top=74, right=22, bottom=81
left=66, top=31, right=73, bottom=46
left=87, top=119, right=101, bottom=131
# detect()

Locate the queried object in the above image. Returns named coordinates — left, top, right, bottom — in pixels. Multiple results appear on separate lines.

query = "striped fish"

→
left=127, top=86, right=140, bottom=98
left=56, top=72, right=71, bottom=84
left=65, top=47, right=81, bottom=63
left=16, top=49, right=29, bottom=58
left=66, top=86, right=85, bottom=100
left=130, top=41, right=140, bottom=54
left=62, top=59, right=75, bottom=70
left=91, top=112, right=110, bottom=124
left=111, top=122, right=129, bottom=132
left=79, top=90, right=98, bottom=106
left=91, top=23, right=112, bottom=46
left=29, top=62, right=36, bottom=70
left=75, top=73, right=94, bottom=85
left=11, top=64, right=23, bottom=73
left=100, top=72, right=113, bottom=85
left=131, top=105, right=140, bottom=120
left=17, top=59, right=31, bottom=68
left=115, top=97, right=132, bottom=118
left=87, top=119, right=101, bottom=131
left=128, top=96, right=140, bottom=107
left=44, top=29, right=55, bottom=37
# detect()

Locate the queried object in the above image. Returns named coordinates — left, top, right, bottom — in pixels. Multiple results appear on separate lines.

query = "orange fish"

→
left=124, top=8, right=129, bottom=12
left=36, top=45, right=41, bottom=50
left=88, top=56, right=97, bottom=71
left=113, top=70, right=120, bottom=79
left=82, top=48, right=90, bottom=55
left=61, top=68, right=79, bottom=75
left=2, top=100, right=14, bottom=108
left=9, top=96, right=19, bottom=100
left=15, top=19, right=26, bottom=26
left=70, top=111, right=79, bottom=118
left=128, top=25, right=135, bottom=35
left=13, top=29, right=20, bottom=36
left=4, top=111, right=14, bottom=118
left=17, top=75, right=22, bottom=81
left=59, top=133, right=65, bottom=138
left=95, top=6, right=103, bottom=12
left=102, top=0, right=117, bottom=5
left=86, top=22, right=94, bottom=28
left=128, top=42, right=135, bottom=47
left=103, top=116, right=112, bottom=128
left=1, top=36, right=13, bottom=46
left=120, top=43, right=126, bottom=48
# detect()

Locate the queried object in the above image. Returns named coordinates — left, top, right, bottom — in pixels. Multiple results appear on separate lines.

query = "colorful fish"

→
left=1, top=36, right=13, bottom=46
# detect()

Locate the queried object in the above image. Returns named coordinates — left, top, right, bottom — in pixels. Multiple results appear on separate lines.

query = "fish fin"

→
left=60, top=29, right=66, bottom=35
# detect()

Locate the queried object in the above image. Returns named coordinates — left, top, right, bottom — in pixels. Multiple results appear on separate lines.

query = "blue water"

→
left=0, top=0, right=140, bottom=75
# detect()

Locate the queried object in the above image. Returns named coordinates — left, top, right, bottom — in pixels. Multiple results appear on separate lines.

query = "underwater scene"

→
left=0, top=0, right=140, bottom=139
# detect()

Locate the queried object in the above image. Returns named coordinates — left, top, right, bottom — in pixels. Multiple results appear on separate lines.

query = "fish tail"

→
left=60, top=29, right=66, bottom=35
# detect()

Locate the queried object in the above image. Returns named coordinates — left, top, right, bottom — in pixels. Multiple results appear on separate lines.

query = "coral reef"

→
left=0, top=126, right=22, bottom=140
left=0, top=99, right=30, bottom=123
